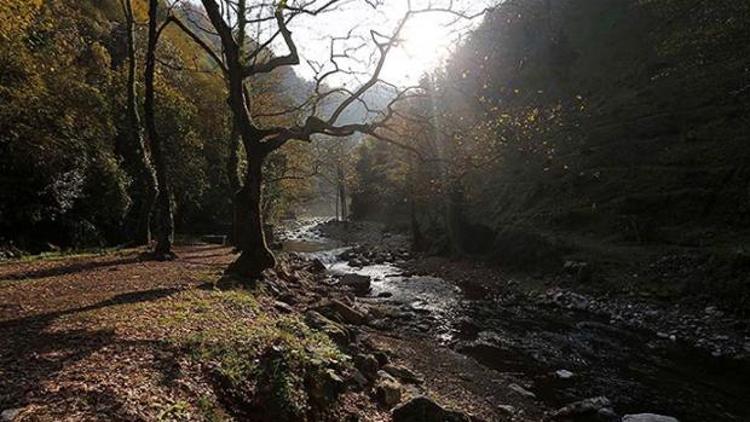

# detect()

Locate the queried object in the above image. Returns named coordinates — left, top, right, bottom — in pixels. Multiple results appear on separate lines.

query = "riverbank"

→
left=313, top=219, right=750, bottom=421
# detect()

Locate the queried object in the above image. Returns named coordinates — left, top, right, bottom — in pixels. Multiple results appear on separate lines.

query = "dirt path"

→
left=0, top=245, right=235, bottom=421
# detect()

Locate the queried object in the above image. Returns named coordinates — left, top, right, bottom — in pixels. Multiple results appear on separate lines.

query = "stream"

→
left=280, top=219, right=750, bottom=421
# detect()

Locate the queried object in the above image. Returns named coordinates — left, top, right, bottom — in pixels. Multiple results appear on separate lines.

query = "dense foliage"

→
left=350, top=0, right=750, bottom=304
left=353, top=0, right=750, bottom=245
left=0, top=0, right=312, bottom=252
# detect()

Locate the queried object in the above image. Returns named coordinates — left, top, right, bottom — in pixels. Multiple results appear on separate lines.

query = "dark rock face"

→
left=340, top=273, right=372, bottom=296
left=392, top=396, right=476, bottom=422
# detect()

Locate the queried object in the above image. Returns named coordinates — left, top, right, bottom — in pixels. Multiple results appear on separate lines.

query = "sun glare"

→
left=382, top=14, right=458, bottom=84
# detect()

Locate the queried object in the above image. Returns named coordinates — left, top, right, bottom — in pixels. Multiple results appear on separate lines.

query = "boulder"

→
left=392, top=396, right=475, bottom=422
left=340, top=273, right=371, bottom=296
left=376, top=378, right=403, bottom=408
left=622, top=414, right=679, bottom=422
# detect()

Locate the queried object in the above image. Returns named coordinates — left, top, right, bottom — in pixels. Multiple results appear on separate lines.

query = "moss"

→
left=152, top=288, right=348, bottom=420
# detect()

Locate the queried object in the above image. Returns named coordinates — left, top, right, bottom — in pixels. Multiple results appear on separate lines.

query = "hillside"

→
left=348, top=0, right=750, bottom=311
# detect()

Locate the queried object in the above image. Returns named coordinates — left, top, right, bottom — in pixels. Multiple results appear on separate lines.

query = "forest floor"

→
left=0, top=241, right=516, bottom=421
left=0, top=245, right=394, bottom=421
left=0, top=245, right=242, bottom=420
left=2, top=222, right=750, bottom=422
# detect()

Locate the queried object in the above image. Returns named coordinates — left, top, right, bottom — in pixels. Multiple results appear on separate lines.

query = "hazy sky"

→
left=285, top=0, right=492, bottom=86
left=187, top=0, right=493, bottom=86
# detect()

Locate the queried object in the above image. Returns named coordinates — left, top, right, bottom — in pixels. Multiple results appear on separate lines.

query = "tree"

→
left=167, top=0, right=487, bottom=278
left=118, top=0, right=158, bottom=247
left=145, top=0, right=176, bottom=259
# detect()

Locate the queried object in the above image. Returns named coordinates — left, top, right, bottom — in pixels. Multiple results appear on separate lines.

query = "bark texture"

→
left=145, top=0, right=174, bottom=259
left=227, top=153, right=275, bottom=277
left=121, top=0, right=157, bottom=246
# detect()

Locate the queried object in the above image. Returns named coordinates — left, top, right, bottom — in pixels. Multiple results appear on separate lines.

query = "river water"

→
left=281, top=219, right=750, bottom=421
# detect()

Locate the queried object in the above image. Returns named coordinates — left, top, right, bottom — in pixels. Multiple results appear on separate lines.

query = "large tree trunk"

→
left=200, top=0, right=276, bottom=277
left=145, top=0, right=175, bottom=259
left=227, top=152, right=275, bottom=277
left=121, top=0, right=157, bottom=246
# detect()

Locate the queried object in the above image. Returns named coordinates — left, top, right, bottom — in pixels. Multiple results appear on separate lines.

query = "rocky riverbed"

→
left=275, top=218, right=750, bottom=422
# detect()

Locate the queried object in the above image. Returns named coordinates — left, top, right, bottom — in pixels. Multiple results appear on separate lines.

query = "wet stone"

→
left=622, top=414, right=679, bottom=422
left=392, top=396, right=474, bottom=422
left=508, top=383, right=536, bottom=398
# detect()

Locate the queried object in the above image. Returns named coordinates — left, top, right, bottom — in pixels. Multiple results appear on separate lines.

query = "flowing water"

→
left=281, top=219, right=750, bottom=421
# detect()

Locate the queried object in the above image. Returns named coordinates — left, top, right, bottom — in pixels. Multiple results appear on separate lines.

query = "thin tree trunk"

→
left=227, top=124, right=242, bottom=246
left=121, top=0, right=157, bottom=246
left=337, top=164, right=347, bottom=220
left=145, top=0, right=174, bottom=259
left=227, top=152, right=275, bottom=277
left=335, top=184, right=340, bottom=221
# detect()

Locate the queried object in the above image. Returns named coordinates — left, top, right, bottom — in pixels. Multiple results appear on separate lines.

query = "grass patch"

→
left=64, top=282, right=349, bottom=421
left=142, top=288, right=348, bottom=420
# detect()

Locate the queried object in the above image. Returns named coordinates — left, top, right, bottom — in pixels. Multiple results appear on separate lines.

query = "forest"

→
left=1, top=0, right=749, bottom=421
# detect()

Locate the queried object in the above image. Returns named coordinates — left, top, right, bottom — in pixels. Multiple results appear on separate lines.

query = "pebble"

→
left=555, top=369, right=575, bottom=379
left=508, top=383, right=536, bottom=398
left=497, top=404, right=516, bottom=414
left=622, top=413, right=679, bottom=422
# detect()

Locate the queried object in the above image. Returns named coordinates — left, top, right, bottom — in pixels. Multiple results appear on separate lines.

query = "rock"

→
left=598, top=407, right=619, bottom=420
left=340, top=273, right=371, bottom=296
left=376, top=378, right=403, bottom=408
left=373, top=351, right=390, bottom=366
left=497, top=405, right=516, bottom=415
left=392, top=396, right=474, bottom=422
left=564, top=260, right=593, bottom=283
left=555, top=369, right=575, bottom=379
left=508, top=383, right=536, bottom=398
left=548, top=396, right=612, bottom=420
left=354, top=353, right=380, bottom=380
left=304, top=310, right=351, bottom=346
left=622, top=414, right=679, bottom=422
left=274, top=300, right=294, bottom=314
left=308, top=368, right=346, bottom=409
left=369, top=318, right=394, bottom=330
left=308, top=258, right=327, bottom=273
left=318, top=299, right=367, bottom=325
left=1, top=408, right=24, bottom=421
left=382, top=364, right=422, bottom=384
left=348, top=369, right=369, bottom=389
